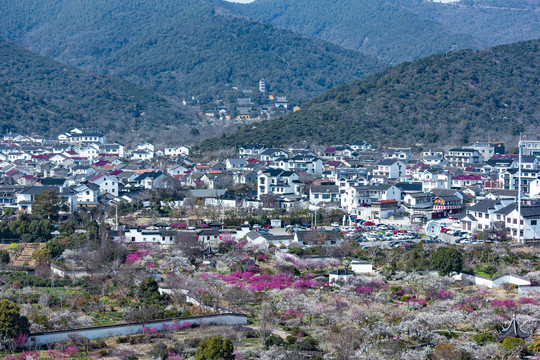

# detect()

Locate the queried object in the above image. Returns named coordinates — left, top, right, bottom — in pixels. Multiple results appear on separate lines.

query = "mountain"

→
left=0, top=0, right=384, bottom=103
left=225, top=0, right=540, bottom=64
left=202, top=39, right=540, bottom=148
left=0, top=39, right=196, bottom=141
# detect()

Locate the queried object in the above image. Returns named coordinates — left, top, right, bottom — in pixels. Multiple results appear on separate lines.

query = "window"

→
left=532, top=220, right=537, bottom=226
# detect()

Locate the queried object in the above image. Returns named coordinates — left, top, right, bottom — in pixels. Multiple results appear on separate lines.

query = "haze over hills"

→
left=0, top=0, right=384, bottom=104
left=226, top=0, right=540, bottom=64
left=0, top=39, right=197, bottom=142
left=202, top=39, right=540, bottom=149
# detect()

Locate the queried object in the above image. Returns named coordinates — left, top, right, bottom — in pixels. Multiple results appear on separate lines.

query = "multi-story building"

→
left=521, top=140, right=540, bottom=156
left=257, top=169, right=300, bottom=199
left=58, top=128, right=105, bottom=144
left=471, top=142, right=505, bottom=162
left=374, top=159, right=405, bottom=179
left=447, top=148, right=482, bottom=168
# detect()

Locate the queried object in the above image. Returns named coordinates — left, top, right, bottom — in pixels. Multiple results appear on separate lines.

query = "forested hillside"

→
left=0, top=0, right=383, bottom=103
left=0, top=40, right=196, bottom=140
left=202, top=39, right=540, bottom=148
left=227, top=0, right=539, bottom=64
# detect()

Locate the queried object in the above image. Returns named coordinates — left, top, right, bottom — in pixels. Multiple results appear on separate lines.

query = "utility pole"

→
left=518, top=135, right=523, bottom=244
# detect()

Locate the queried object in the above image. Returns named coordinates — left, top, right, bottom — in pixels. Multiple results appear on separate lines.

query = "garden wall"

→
left=27, top=313, right=248, bottom=346
left=455, top=273, right=531, bottom=289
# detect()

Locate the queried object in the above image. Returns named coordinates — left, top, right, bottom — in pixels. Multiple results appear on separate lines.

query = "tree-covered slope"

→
left=0, top=0, right=383, bottom=103
left=226, top=0, right=539, bottom=64
left=0, top=39, right=195, bottom=139
left=202, top=39, right=540, bottom=148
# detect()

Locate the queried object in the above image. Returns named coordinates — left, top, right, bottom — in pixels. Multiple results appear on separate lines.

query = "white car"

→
left=331, top=222, right=340, bottom=227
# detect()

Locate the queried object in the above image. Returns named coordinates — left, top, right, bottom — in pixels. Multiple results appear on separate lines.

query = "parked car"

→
left=330, top=222, right=340, bottom=227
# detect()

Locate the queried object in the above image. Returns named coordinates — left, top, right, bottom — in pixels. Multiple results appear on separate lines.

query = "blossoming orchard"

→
left=1, top=227, right=540, bottom=359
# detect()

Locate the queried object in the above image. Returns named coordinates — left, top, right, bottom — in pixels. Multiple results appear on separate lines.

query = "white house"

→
left=403, top=192, right=433, bottom=209
left=341, top=184, right=401, bottom=213
left=72, top=182, right=100, bottom=207
left=502, top=205, right=540, bottom=241
left=79, top=146, right=99, bottom=160
left=58, top=128, right=105, bottom=144
left=225, top=158, right=248, bottom=170
left=136, top=142, right=155, bottom=152
left=374, top=159, right=405, bottom=179
left=385, top=148, right=412, bottom=161
left=309, top=185, right=340, bottom=205
left=89, top=174, right=119, bottom=196
left=238, top=144, right=267, bottom=158
left=329, top=269, right=355, bottom=284
left=451, top=175, right=485, bottom=188
left=413, top=168, right=450, bottom=191
left=257, top=169, right=300, bottom=199
left=447, top=148, right=482, bottom=168
left=119, top=228, right=182, bottom=246
left=348, top=140, right=371, bottom=151
left=530, top=179, right=540, bottom=196
left=269, top=155, right=323, bottom=174
left=98, top=143, right=126, bottom=158
left=164, top=146, right=190, bottom=157
left=130, top=149, right=154, bottom=160
left=168, top=165, right=189, bottom=176
left=350, top=261, right=373, bottom=274
left=461, top=199, right=506, bottom=232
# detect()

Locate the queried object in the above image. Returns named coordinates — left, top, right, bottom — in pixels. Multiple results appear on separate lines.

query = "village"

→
left=1, top=129, right=540, bottom=242
left=0, top=129, right=540, bottom=359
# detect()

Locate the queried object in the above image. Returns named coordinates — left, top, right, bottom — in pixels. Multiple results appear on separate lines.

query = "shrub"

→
left=195, top=336, right=234, bottom=360
left=150, top=342, right=169, bottom=360
left=117, top=336, right=130, bottom=344
left=502, top=337, right=525, bottom=356
left=0, top=250, right=10, bottom=264
left=285, top=335, right=296, bottom=345
left=293, top=336, right=319, bottom=351
left=472, top=333, right=496, bottom=346
left=139, top=276, right=160, bottom=299
left=432, top=341, right=470, bottom=360
left=264, top=335, right=284, bottom=349
left=431, top=247, right=463, bottom=275
left=0, top=300, right=30, bottom=338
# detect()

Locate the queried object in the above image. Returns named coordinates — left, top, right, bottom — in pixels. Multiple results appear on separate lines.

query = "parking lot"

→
left=252, top=220, right=481, bottom=249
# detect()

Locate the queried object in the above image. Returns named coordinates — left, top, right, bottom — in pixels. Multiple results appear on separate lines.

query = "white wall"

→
left=351, top=263, right=373, bottom=274
left=27, top=314, right=248, bottom=346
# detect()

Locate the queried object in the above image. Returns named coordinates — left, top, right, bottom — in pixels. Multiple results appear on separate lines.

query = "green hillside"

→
left=202, top=39, right=540, bottom=148
left=0, top=0, right=383, bottom=103
left=227, top=0, right=539, bottom=64
left=0, top=39, right=195, bottom=139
